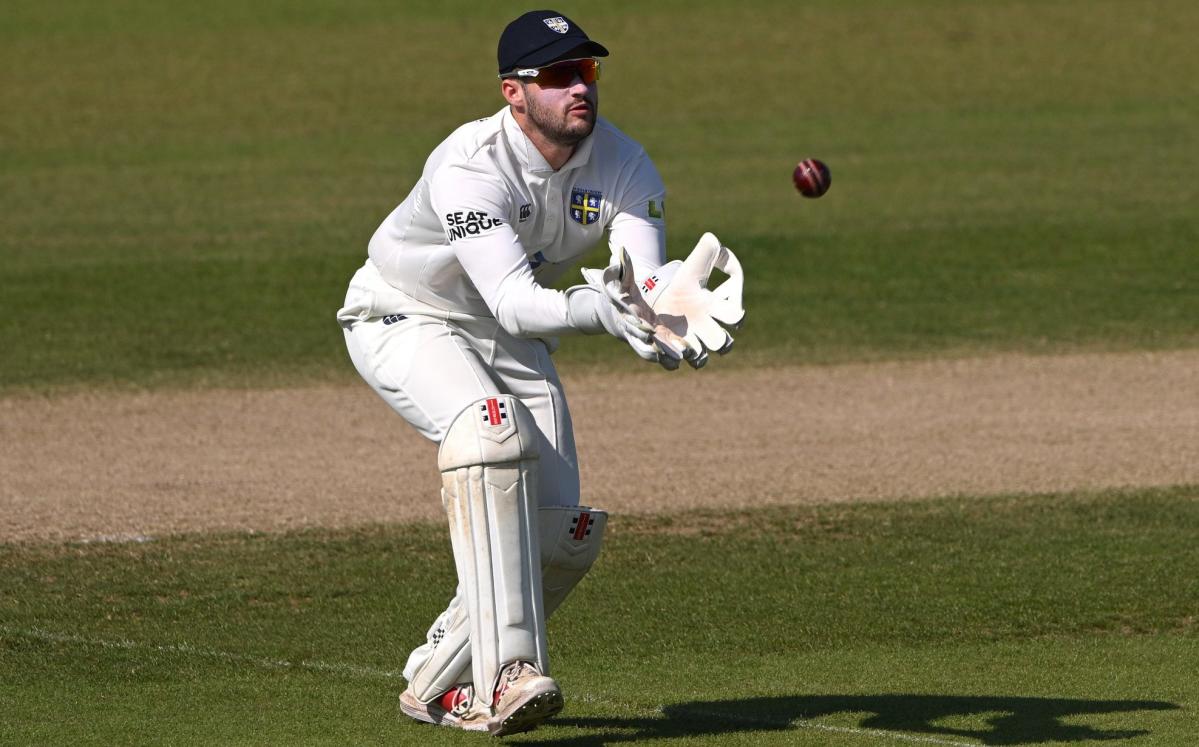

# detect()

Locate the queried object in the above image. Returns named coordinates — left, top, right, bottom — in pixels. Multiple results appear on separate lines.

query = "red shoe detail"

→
left=438, top=686, right=470, bottom=714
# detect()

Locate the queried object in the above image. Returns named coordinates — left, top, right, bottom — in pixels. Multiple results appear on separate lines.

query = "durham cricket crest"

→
left=570, top=188, right=602, bottom=225
left=543, top=17, right=570, bottom=33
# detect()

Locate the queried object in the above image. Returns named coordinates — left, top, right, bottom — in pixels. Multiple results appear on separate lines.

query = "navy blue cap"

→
left=498, top=10, right=609, bottom=75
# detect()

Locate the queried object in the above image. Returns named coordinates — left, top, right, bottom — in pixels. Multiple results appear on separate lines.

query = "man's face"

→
left=521, top=69, right=598, bottom=147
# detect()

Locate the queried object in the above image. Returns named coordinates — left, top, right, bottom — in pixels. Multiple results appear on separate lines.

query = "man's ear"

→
left=501, top=78, right=525, bottom=111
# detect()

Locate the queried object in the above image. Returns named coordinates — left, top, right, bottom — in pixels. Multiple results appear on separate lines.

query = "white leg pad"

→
left=439, top=395, right=548, bottom=698
left=403, top=506, right=607, bottom=702
left=538, top=506, right=607, bottom=615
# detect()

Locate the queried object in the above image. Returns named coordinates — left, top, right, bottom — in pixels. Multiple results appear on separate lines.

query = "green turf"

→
left=2, top=487, right=1196, bottom=744
left=2, top=0, right=1197, bottom=391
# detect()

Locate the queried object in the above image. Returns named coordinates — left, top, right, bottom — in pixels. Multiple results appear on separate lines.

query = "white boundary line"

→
left=4, top=625, right=980, bottom=745
left=796, top=721, right=978, bottom=746
left=1, top=624, right=403, bottom=680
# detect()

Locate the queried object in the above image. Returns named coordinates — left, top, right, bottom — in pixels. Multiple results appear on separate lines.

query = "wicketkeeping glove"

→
left=582, top=249, right=697, bottom=370
left=636, top=232, right=745, bottom=367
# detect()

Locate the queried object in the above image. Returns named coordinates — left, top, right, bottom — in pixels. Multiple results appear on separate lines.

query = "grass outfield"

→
left=2, top=487, right=1196, bottom=745
left=2, top=0, right=1198, bottom=391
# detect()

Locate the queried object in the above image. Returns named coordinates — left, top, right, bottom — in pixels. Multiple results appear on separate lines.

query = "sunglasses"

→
left=502, top=58, right=601, bottom=88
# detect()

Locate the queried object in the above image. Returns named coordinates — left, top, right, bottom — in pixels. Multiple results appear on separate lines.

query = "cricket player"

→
left=336, top=9, right=744, bottom=737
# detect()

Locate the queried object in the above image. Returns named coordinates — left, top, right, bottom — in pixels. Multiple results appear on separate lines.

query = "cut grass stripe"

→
left=1, top=628, right=995, bottom=745
left=2, top=487, right=1195, bottom=744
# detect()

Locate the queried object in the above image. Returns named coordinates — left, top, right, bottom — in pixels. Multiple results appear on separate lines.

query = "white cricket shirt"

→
left=339, top=107, right=666, bottom=338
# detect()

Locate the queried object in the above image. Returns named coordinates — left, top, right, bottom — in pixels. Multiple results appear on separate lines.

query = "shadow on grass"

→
left=521, top=694, right=1180, bottom=745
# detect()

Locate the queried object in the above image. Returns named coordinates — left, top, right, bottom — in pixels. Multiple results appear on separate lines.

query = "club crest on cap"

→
left=543, top=16, right=570, bottom=34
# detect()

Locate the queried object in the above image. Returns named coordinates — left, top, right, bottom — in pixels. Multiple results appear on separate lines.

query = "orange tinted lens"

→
left=578, top=59, right=599, bottom=84
left=534, top=59, right=599, bottom=87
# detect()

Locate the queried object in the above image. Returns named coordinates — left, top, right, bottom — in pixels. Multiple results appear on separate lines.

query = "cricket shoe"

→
left=399, top=683, right=488, bottom=732
left=488, top=661, right=564, bottom=736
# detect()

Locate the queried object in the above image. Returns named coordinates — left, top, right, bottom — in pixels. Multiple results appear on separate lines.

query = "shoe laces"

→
left=493, top=661, right=539, bottom=704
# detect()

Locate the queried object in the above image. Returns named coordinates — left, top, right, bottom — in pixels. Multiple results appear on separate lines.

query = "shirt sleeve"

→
left=607, top=151, right=667, bottom=280
left=428, top=164, right=608, bottom=338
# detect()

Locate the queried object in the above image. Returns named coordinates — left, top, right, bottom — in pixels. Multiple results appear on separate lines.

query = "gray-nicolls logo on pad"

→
left=480, top=398, right=509, bottom=427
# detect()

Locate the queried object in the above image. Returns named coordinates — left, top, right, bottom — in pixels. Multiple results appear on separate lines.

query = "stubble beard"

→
left=526, top=89, right=597, bottom=148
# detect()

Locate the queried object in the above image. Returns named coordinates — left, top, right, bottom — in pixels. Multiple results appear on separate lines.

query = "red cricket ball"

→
left=793, top=158, right=831, bottom=198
